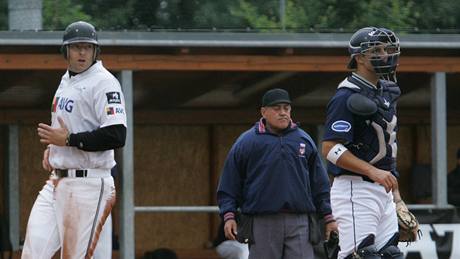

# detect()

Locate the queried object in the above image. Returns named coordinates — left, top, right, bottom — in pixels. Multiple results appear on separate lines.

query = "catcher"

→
left=322, top=27, right=419, bottom=259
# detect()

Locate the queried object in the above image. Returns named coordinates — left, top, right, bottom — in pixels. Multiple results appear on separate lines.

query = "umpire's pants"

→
left=249, top=213, right=314, bottom=259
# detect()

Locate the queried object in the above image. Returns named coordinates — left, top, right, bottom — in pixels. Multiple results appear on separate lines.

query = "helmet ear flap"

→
left=60, top=45, right=68, bottom=59
left=95, top=45, right=101, bottom=59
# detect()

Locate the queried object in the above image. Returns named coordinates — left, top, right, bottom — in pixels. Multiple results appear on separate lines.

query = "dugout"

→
left=0, top=31, right=460, bottom=257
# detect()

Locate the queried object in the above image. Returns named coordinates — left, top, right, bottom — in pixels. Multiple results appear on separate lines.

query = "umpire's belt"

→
left=54, top=169, right=111, bottom=178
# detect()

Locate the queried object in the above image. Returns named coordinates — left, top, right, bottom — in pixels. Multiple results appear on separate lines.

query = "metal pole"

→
left=6, top=125, right=19, bottom=250
left=431, top=72, right=448, bottom=207
left=119, top=70, right=135, bottom=259
left=316, top=125, right=326, bottom=167
left=279, top=0, right=286, bottom=31
left=135, top=206, right=219, bottom=213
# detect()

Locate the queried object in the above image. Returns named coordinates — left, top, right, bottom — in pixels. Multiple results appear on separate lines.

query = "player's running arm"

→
left=38, top=116, right=126, bottom=151
left=322, top=140, right=398, bottom=193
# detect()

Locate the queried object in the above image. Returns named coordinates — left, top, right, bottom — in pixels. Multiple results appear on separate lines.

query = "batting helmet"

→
left=347, top=27, right=400, bottom=77
left=61, top=21, right=100, bottom=60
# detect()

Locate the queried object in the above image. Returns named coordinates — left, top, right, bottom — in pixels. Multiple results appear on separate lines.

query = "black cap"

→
left=262, top=88, right=291, bottom=107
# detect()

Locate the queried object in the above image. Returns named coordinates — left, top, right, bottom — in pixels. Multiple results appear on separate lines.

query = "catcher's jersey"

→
left=323, top=73, right=400, bottom=177
left=49, top=61, right=126, bottom=169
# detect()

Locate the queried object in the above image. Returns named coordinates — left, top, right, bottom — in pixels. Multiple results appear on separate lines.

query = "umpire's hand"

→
left=38, top=117, right=69, bottom=147
left=224, top=219, right=237, bottom=240
left=325, top=220, right=338, bottom=240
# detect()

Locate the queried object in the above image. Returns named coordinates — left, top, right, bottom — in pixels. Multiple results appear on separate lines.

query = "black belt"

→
left=338, top=173, right=374, bottom=183
left=55, top=169, right=88, bottom=178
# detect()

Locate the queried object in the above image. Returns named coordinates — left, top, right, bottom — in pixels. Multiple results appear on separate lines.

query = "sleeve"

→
left=69, top=124, right=126, bottom=151
left=93, top=78, right=127, bottom=128
left=307, top=139, right=332, bottom=216
left=216, top=137, right=247, bottom=218
left=322, top=89, right=354, bottom=143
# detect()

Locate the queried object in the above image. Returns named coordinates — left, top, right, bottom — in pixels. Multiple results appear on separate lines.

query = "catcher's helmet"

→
left=61, top=21, right=99, bottom=60
left=347, top=27, right=400, bottom=77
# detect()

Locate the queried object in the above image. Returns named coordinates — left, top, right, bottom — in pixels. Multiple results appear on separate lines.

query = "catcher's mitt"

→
left=395, top=199, right=420, bottom=243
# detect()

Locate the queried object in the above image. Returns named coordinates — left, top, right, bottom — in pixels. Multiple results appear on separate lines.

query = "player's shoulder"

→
left=88, top=65, right=121, bottom=90
left=330, top=80, right=355, bottom=103
left=380, top=79, right=401, bottom=95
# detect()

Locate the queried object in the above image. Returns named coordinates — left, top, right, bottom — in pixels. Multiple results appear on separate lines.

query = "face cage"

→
left=360, top=41, right=400, bottom=81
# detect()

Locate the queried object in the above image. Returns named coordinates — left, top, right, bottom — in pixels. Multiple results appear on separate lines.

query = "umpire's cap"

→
left=62, top=21, right=98, bottom=46
left=262, top=88, right=291, bottom=107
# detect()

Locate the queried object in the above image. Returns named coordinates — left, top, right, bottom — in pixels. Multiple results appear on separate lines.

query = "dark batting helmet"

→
left=347, top=27, right=400, bottom=78
left=61, top=21, right=100, bottom=60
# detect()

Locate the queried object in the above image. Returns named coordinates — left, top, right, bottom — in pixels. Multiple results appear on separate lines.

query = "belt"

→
left=336, top=174, right=375, bottom=183
left=55, top=169, right=87, bottom=177
left=54, top=169, right=111, bottom=178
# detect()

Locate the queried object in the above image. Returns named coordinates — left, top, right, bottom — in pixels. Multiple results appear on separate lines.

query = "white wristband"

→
left=326, top=143, right=347, bottom=165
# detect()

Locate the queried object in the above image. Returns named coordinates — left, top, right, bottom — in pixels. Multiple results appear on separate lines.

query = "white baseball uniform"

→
left=22, top=60, right=126, bottom=259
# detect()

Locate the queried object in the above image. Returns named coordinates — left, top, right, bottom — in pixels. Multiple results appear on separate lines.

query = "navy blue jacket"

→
left=217, top=119, right=332, bottom=217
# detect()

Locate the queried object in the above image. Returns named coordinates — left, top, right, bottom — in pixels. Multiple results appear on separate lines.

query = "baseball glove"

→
left=395, top=199, right=420, bottom=242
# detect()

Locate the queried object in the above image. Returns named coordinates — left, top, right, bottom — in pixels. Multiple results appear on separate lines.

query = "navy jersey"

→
left=323, top=73, right=400, bottom=178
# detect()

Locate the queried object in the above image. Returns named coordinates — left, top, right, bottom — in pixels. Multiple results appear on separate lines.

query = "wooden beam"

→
left=1, top=108, right=455, bottom=125
left=2, top=54, right=460, bottom=72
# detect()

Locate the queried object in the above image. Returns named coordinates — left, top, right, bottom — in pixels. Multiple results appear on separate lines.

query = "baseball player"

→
left=322, top=27, right=403, bottom=259
left=21, top=21, right=126, bottom=259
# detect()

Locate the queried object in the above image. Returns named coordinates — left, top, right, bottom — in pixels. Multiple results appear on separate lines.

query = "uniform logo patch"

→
left=383, top=98, right=390, bottom=107
left=52, top=96, right=74, bottom=113
left=106, top=106, right=125, bottom=116
left=299, top=143, right=306, bottom=156
left=331, top=120, right=351, bottom=132
left=106, top=92, right=121, bottom=104
left=106, top=107, right=115, bottom=115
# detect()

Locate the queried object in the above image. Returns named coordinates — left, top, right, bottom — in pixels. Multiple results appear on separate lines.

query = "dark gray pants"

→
left=248, top=213, right=314, bottom=259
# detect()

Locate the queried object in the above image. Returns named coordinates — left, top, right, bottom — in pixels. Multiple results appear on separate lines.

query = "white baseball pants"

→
left=331, top=175, right=398, bottom=259
left=22, top=174, right=115, bottom=259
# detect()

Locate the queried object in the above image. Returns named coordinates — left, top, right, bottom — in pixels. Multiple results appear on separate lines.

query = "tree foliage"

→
left=0, top=0, right=460, bottom=32
left=43, top=0, right=91, bottom=30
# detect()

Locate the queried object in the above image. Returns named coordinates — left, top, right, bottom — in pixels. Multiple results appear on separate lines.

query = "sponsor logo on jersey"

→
left=106, top=92, right=121, bottom=104
left=52, top=96, right=74, bottom=113
left=383, top=98, right=390, bottom=107
left=106, top=106, right=125, bottom=116
left=106, top=107, right=115, bottom=115
left=331, top=120, right=351, bottom=132
left=299, top=143, right=306, bottom=156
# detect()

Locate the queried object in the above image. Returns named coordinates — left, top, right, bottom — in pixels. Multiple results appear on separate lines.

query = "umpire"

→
left=217, top=88, right=337, bottom=259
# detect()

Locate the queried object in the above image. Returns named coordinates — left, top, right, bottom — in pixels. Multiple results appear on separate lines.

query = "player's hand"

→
left=224, top=219, right=237, bottom=240
left=42, top=147, right=53, bottom=172
left=37, top=117, right=69, bottom=146
left=368, top=168, right=398, bottom=193
left=325, top=220, right=338, bottom=240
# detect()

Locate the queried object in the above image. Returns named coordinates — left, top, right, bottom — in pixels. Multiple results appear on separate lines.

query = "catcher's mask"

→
left=347, top=27, right=400, bottom=81
left=61, top=21, right=100, bottom=61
